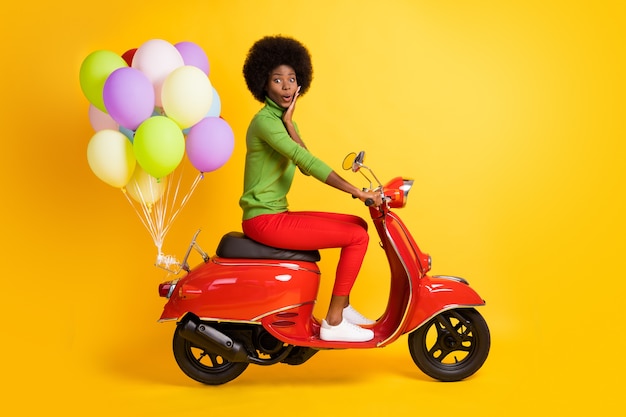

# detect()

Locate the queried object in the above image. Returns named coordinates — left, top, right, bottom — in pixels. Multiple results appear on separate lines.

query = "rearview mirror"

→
left=342, top=151, right=365, bottom=172
left=342, top=152, right=357, bottom=170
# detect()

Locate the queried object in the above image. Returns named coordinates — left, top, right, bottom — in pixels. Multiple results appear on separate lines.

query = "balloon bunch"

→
left=80, top=39, right=234, bottom=260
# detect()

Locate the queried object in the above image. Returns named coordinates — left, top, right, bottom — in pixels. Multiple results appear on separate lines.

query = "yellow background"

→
left=2, top=0, right=624, bottom=414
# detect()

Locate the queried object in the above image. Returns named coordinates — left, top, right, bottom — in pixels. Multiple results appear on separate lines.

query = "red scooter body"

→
left=158, top=152, right=490, bottom=383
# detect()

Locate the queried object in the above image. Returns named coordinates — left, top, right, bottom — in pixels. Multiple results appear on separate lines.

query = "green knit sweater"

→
left=239, top=98, right=333, bottom=220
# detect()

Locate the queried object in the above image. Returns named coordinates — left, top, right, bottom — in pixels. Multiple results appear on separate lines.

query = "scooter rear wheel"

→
left=172, top=326, right=249, bottom=385
left=408, top=308, right=490, bottom=382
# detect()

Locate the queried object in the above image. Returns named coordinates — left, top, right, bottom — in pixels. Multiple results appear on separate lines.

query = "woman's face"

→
left=266, top=64, right=298, bottom=108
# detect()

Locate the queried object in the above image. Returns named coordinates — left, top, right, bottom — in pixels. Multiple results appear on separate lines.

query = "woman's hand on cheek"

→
left=282, top=86, right=301, bottom=124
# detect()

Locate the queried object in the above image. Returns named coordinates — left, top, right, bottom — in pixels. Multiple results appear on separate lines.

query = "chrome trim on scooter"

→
left=200, top=317, right=262, bottom=325
left=432, top=275, right=469, bottom=285
left=164, top=302, right=317, bottom=324
left=157, top=317, right=178, bottom=323
left=158, top=315, right=262, bottom=324
left=400, top=179, right=414, bottom=201
left=212, top=258, right=321, bottom=274
left=166, top=279, right=179, bottom=298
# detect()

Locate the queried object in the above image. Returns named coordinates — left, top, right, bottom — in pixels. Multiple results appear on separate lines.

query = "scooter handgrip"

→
left=352, top=188, right=369, bottom=200
left=365, top=198, right=374, bottom=206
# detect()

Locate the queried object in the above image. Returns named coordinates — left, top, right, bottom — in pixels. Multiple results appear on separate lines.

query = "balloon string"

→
left=162, top=172, right=202, bottom=238
left=122, top=163, right=203, bottom=255
left=122, top=188, right=160, bottom=248
left=153, top=162, right=183, bottom=245
left=148, top=164, right=182, bottom=249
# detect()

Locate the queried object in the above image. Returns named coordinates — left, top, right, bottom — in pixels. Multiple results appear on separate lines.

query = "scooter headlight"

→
left=384, top=178, right=414, bottom=208
left=400, top=179, right=414, bottom=200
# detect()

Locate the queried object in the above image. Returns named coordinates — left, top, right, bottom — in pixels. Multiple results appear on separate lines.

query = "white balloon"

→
left=132, top=39, right=184, bottom=107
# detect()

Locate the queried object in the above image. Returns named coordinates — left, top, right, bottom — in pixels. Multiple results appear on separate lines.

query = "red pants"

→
left=242, top=211, right=369, bottom=296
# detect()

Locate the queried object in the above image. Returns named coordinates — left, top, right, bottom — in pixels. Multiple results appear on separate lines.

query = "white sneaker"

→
left=320, top=319, right=374, bottom=342
left=343, top=305, right=376, bottom=325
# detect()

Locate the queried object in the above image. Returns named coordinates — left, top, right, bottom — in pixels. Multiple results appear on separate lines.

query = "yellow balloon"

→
left=125, top=165, right=167, bottom=205
left=87, top=129, right=136, bottom=188
left=161, top=65, right=213, bottom=129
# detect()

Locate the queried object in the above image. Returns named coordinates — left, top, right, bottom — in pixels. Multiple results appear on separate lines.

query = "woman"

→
left=240, top=35, right=382, bottom=342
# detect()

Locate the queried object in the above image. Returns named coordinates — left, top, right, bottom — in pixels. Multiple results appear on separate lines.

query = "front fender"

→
left=405, top=275, right=486, bottom=332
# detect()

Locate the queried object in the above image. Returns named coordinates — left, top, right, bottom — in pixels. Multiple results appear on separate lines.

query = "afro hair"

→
left=243, top=35, right=313, bottom=103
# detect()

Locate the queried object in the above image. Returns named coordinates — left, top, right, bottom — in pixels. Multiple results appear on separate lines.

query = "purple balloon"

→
left=186, top=117, right=234, bottom=172
left=103, top=67, right=155, bottom=130
left=174, top=41, right=210, bottom=75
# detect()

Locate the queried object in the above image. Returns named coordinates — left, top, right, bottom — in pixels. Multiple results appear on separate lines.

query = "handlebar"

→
left=344, top=151, right=412, bottom=211
left=351, top=192, right=376, bottom=207
left=352, top=192, right=383, bottom=207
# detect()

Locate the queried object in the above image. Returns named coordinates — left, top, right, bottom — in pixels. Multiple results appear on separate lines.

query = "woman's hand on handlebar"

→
left=323, top=171, right=383, bottom=207
left=358, top=189, right=383, bottom=207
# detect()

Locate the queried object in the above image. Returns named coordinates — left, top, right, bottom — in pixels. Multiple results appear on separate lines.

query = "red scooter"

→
left=157, top=151, right=490, bottom=385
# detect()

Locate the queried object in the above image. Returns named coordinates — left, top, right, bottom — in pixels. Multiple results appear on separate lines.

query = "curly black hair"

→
left=243, top=35, right=313, bottom=103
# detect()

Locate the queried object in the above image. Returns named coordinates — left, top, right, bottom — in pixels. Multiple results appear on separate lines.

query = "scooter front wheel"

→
left=172, top=326, right=249, bottom=385
left=408, top=308, right=490, bottom=382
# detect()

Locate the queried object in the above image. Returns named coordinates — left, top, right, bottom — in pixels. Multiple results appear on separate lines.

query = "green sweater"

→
left=239, top=98, right=333, bottom=220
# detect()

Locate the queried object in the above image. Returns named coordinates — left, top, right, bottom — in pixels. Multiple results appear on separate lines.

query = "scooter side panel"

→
left=404, top=275, right=486, bottom=332
left=159, top=258, right=321, bottom=322
left=369, top=212, right=424, bottom=345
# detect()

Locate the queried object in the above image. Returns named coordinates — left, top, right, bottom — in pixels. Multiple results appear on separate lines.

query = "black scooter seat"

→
left=215, top=231, right=321, bottom=263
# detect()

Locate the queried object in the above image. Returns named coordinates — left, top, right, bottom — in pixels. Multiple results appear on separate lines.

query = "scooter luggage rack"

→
left=155, top=229, right=209, bottom=274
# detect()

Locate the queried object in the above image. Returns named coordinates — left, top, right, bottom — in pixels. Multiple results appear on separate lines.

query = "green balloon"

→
left=79, top=50, right=127, bottom=112
left=133, top=116, right=185, bottom=179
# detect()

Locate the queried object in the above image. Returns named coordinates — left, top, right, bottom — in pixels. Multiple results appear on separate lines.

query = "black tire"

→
left=408, top=308, right=490, bottom=382
left=172, top=326, right=248, bottom=385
